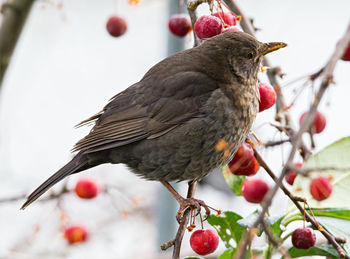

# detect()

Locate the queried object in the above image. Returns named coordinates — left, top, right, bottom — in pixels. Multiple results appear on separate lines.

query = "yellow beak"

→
left=260, top=42, right=287, bottom=56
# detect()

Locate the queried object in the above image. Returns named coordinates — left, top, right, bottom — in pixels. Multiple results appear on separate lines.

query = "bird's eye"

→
left=247, top=52, right=255, bottom=59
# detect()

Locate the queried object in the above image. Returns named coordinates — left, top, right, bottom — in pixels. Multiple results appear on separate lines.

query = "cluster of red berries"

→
left=286, top=163, right=332, bottom=201
left=226, top=82, right=278, bottom=204
left=63, top=179, right=100, bottom=245
left=228, top=142, right=270, bottom=204
left=168, top=11, right=240, bottom=39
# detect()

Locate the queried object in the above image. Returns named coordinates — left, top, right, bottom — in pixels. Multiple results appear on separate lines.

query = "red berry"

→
left=229, top=143, right=254, bottom=168
left=241, top=179, right=269, bottom=203
left=190, top=229, right=219, bottom=255
left=106, top=16, right=127, bottom=37
left=285, top=162, right=303, bottom=185
left=212, top=12, right=237, bottom=26
left=194, top=15, right=223, bottom=40
left=230, top=157, right=260, bottom=176
left=168, top=14, right=191, bottom=37
left=310, top=176, right=332, bottom=201
left=75, top=179, right=99, bottom=199
left=291, top=227, right=316, bottom=249
left=299, top=111, right=326, bottom=134
left=341, top=44, right=350, bottom=61
left=64, top=225, right=88, bottom=244
left=258, top=82, right=277, bottom=112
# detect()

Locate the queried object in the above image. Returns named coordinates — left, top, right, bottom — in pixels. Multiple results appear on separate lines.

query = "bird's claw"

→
left=175, top=197, right=212, bottom=224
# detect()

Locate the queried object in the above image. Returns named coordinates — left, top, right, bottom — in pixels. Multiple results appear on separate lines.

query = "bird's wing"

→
left=73, top=70, right=218, bottom=153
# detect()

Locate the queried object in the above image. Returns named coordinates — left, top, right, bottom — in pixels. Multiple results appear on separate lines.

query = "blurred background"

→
left=0, top=0, right=349, bottom=258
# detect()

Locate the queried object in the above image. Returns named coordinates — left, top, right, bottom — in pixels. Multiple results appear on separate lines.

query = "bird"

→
left=21, top=31, right=286, bottom=214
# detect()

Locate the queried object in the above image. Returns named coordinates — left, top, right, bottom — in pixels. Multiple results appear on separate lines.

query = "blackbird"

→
left=21, top=31, right=286, bottom=212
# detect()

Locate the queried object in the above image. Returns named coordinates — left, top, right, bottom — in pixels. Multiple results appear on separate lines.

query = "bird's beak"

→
left=260, top=42, right=287, bottom=56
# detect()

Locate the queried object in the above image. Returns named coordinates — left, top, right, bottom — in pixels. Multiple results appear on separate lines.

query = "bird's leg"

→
left=160, top=180, right=219, bottom=224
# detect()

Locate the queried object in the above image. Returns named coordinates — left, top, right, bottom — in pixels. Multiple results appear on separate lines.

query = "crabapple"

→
left=292, top=227, right=316, bottom=249
left=299, top=111, right=326, bottom=134
left=74, top=179, right=99, bottom=199
left=194, top=15, right=223, bottom=39
left=310, top=176, right=332, bottom=201
left=190, top=229, right=219, bottom=255
left=168, top=14, right=191, bottom=37
left=286, top=162, right=303, bottom=185
left=64, top=225, right=88, bottom=244
left=241, top=179, right=269, bottom=203
left=258, top=82, right=277, bottom=112
left=106, top=16, right=127, bottom=37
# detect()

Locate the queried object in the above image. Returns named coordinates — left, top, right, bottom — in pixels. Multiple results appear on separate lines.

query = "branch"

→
left=184, top=0, right=206, bottom=46
left=0, top=184, right=70, bottom=205
left=253, top=150, right=349, bottom=259
left=172, top=181, right=197, bottom=259
left=235, top=22, right=350, bottom=259
left=222, top=0, right=311, bottom=160
left=0, top=0, right=35, bottom=88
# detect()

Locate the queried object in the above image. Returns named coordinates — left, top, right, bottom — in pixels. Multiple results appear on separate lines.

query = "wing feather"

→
left=73, top=55, right=219, bottom=154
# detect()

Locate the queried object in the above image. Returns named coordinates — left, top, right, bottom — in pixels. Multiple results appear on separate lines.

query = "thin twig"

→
left=264, top=139, right=291, bottom=148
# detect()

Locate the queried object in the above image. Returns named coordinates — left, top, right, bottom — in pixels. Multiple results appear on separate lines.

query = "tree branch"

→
left=253, top=150, right=349, bottom=259
left=0, top=0, right=35, bottom=88
left=235, top=22, right=350, bottom=259
left=222, top=0, right=311, bottom=160
left=172, top=181, right=197, bottom=259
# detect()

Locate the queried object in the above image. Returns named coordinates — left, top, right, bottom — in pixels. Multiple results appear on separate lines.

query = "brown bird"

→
left=21, top=31, right=286, bottom=214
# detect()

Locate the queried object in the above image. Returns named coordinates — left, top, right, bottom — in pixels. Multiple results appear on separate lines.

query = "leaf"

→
left=290, top=136, right=350, bottom=209
left=270, top=215, right=286, bottom=237
left=316, top=216, right=350, bottom=255
left=237, top=210, right=286, bottom=237
left=291, top=208, right=350, bottom=221
left=222, top=165, right=246, bottom=196
left=218, top=248, right=235, bottom=259
left=207, top=211, right=246, bottom=248
left=288, top=244, right=338, bottom=258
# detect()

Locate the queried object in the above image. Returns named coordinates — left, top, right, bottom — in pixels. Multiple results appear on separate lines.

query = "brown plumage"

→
left=21, top=31, right=286, bottom=210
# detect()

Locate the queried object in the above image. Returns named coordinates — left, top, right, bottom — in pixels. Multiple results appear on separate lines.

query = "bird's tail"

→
left=21, top=152, right=88, bottom=210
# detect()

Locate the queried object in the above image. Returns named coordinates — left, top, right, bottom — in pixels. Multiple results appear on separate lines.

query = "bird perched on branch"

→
left=21, top=31, right=286, bottom=216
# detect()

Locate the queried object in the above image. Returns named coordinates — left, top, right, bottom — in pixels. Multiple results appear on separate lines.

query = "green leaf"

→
left=290, top=137, right=350, bottom=209
left=222, top=165, right=246, bottom=196
left=237, top=210, right=263, bottom=235
left=288, top=244, right=338, bottom=258
left=218, top=248, right=235, bottom=259
left=207, top=211, right=246, bottom=248
left=316, top=216, right=350, bottom=255
left=290, top=208, right=350, bottom=221
left=310, top=208, right=350, bottom=220
left=271, top=215, right=286, bottom=237
left=237, top=210, right=286, bottom=237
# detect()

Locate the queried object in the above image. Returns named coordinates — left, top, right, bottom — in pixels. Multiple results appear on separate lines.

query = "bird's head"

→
left=202, top=31, right=287, bottom=84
